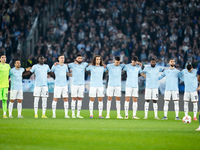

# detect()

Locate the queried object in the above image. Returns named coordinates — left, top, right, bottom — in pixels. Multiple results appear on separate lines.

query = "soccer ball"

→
left=182, top=116, right=192, bottom=123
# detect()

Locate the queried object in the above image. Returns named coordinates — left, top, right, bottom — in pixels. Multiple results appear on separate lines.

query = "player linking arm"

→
left=51, top=54, right=71, bottom=118
left=68, top=54, right=88, bottom=118
left=123, top=56, right=143, bottom=119
left=86, top=55, right=105, bottom=118
left=8, top=60, right=31, bottom=118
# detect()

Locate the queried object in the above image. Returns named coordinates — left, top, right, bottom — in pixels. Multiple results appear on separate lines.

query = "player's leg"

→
left=62, top=86, right=69, bottom=118
left=132, top=88, right=139, bottom=119
left=191, top=92, right=198, bottom=121
left=106, top=86, right=113, bottom=118
left=124, top=87, right=131, bottom=119
left=183, top=92, right=189, bottom=117
left=97, top=87, right=104, bottom=118
left=115, top=86, right=122, bottom=119
left=52, top=86, right=60, bottom=118
left=152, top=89, right=159, bottom=119
left=89, top=87, right=96, bottom=118
left=41, top=87, right=49, bottom=118
left=196, top=91, right=200, bottom=131
left=17, top=90, right=23, bottom=118
left=77, top=85, right=84, bottom=118
left=17, top=99, right=23, bottom=118
left=71, top=85, right=77, bottom=118
left=144, top=88, right=151, bottom=119
left=2, top=88, right=9, bottom=118
left=163, top=91, right=170, bottom=120
left=9, top=90, right=16, bottom=118
left=33, top=87, right=41, bottom=118
left=173, top=91, right=180, bottom=120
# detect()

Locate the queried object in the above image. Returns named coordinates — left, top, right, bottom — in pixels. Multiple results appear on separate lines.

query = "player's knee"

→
left=53, top=98, right=58, bottom=102
left=153, top=100, right=157, bottom=103
left=132, top=97, right=137, bottom=102
left=63, top=98, right=68, bottom=102
left=107, top=97, right=112, bottom=101
left=17, top=99, right=22, bottom=103
left=77, top=97, right=82, bottom=101
left=98, top=97, right=103, bottom=102
left=72, top=97, right=76, bottom=101
left=90, top=98, right=95, bottom=102
left=125, top=97, right=130, bottom=102
left=10, top=100, right=15, bottom=103
left=146, top=100, right=150, bottom=102
left=116, top=97, right=120, bottom=101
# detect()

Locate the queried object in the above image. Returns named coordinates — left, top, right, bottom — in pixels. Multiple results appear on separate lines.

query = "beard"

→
left=170, top=65, right=175, bottom=67
left=76, top=59, right=82, bottom=64
left=151, top=64, right=155, bottom=67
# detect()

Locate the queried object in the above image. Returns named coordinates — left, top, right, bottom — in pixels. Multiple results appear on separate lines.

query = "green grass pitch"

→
left=0, top=109, right=200, bottom=150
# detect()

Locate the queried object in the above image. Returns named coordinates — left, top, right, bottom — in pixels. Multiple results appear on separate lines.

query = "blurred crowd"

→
left=1, top=0, right=200, bottom=70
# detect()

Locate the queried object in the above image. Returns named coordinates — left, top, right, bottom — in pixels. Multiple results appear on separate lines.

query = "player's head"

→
left=131, top=56, right=138, bottom=66
left=92, top=55, right=104, bottom=66
left=0, top=53, right=6, bottom=63
left=14, top=59, right=21, bottom=68
left=114, top=56, right=121, bottom=66
left=169, top=59, right=175, bottom=67
left=37, top=55, right=44, bottom=65
left=58, top=54, right=65, bottom=63
left=186, top=64, right=193, bottom=71
left=150, top=58, right=156, bottom=67
left=75, top=54, right=82, bottom=64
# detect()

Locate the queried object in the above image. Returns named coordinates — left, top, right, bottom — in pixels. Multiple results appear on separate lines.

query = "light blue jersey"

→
left=9, top=68, right=25, bottom=90
left=30, top=64, right=50, bottom=87
left=142, top=66, right=163, bottom=89
left=180, top=69, right=198, bottom=92
left=106, top=63, right=125, bottom=87
left=86, top=65, right=105, bottom=87
left=51, top=64, right=69, bottom=86
left=159, top=68, right=181, bottom=91
left=123, top=64, right=142, bottom=88
left=68, top=62, right=88, bottom=85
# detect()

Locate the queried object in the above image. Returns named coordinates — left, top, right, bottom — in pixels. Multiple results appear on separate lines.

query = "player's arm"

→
left=67, top=72, right=72, bottom=77
left=48, top=71, right=55, bottom=78
left=22, top=67, right=32, bottom=77
left=140, top=72, right=146, bottom=78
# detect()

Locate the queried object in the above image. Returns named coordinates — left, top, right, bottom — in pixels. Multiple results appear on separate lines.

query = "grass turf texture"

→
left=0, top=109, right=200, bottom=150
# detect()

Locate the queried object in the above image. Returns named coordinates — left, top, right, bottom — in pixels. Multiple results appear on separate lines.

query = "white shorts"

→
left=145, top=88, right=158, bottom=100
left=71, top=85, right=84, bottom=98
left=164, top=91, right=179, bottom=100
left=33, top=86, right=49, bottom=97
left=10, top=90, right=23, bottom=100
left=54, top=86, right=68, bottom=98
left=107, top=86, right=121, bottom=97
left=184, top=91, right=198, bottom=102
left=89, top=87, right=104, bottom=97
left=125, top=87, right=138, bottom=97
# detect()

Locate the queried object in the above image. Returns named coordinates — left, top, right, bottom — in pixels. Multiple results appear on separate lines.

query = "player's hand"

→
left=196, top=86, right=200, bottom=92
left=138, top=62, right=142, bottom=67
left=54, top=62, right=58, bottom=66
left=26, top=67, right=32, bottom=71
left=67, top=73, right=72, bottom=77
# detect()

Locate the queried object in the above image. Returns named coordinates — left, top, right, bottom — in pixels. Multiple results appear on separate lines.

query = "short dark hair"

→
left=14, top=59, right=20, bottom=63
left=76, top=54, right=82, bottom=58
left=169, top=58, right=174, bottom=61
left=37, top=55, right=44, bottom=61
left=132, top=56, right=138, bottom=61
left=58, top=54, right=65, bottom=58
left=0, top=53, right=6, bottom=57
left=115, top=56, right=120, bottom=61
left=151, top=58, right=156, bottom=61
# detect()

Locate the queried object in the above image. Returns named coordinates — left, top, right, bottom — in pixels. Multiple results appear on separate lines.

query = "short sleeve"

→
left=68, top=63, right=73, bottom=69
left=86, top=65, right=92, bottom=71
left=123, top=65, right=127, bottom=71
left=21, top=68, right=25, bottom=72
left=142, top=67, right=147, bottom=74
left=84, top=62, right=88, bottom=68
left=51, top=65, right=55, bottom=72
left=47, top=65, right=50, bottom=73
left=9, top=69, right=13, bottom=76
left=139, top=67, right=142, bottom=73
left=159, top=67, right=163, bottom=72
left=30, top=65, right=35, bottom=73
left=65, top=65, right=69, bottom=73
